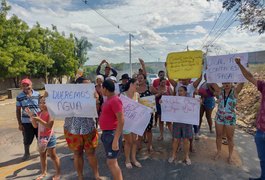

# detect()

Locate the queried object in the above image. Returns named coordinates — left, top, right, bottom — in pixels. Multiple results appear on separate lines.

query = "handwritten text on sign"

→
left=45, top=84, right=98, bottom=118
left=161, top=96, right=200, bottom=125
left=166, top=50, right=203, bottom=79
left=120, top=95, right=152, bottom=136
left=206, top=53, right=248, bottom=83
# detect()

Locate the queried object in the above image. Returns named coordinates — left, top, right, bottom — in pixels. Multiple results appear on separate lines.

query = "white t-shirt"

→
left=175, top=82, right=195, bottom=97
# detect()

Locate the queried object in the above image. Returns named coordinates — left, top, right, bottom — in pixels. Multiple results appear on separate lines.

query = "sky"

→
left=6, top=0, right=265, bottom=65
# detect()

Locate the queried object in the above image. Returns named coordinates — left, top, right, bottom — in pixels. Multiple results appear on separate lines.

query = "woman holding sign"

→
left=64, top=77, right=101, bottom=180
left=212, top=81, right=244, bottom=164
left=122, top=78, right=142, bottom=168
left=156, top=77, right=173, bottom=141
left=137, top=73, right=156, bottom=152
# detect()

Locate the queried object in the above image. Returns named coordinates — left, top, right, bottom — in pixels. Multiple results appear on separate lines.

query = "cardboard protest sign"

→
left=206, top=53, right=248, bottom=83
left=120, top=95, right=152, bottom=136
left=115, top=83, right=120, bottom=95
left=45, top=84, right=98, bottom=118
left=139, top=95, right=156, bottom=112
left=166, top=50, right=203, bottom=79
left=161, top=96, right=200, bottom=125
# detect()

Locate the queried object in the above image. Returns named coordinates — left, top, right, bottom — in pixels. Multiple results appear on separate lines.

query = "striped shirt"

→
left=16, top=90, right=40, bottom=123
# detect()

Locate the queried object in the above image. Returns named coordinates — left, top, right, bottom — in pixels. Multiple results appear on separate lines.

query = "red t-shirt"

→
left=153, top=78, right=170, bottom=89
left=99, top=95, right=123, bottom=130
left=256, top=80, right=265, bottom=132
left=37, top=111, right=53, bottom=137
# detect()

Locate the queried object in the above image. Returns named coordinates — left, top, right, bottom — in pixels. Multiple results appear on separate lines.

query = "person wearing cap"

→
left=119, top=74, right=130, bottom=93
left=16, top=78, right=40, bottom=161
left=96, top=59, right=118, bottom=80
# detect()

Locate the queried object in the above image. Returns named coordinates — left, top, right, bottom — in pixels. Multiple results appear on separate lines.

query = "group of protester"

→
left=16, top=58, right=265, bottom=180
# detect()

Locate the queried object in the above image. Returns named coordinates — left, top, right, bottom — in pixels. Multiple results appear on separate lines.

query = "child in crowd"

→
left=168, top=86, right=193, bottom=165
left=26, top=96, right=60, bottom=180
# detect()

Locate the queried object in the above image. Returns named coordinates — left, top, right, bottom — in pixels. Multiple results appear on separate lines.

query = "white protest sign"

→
left=119, top=94, right=152, bottom=136
left=206, top=53, right=248, bottom=83
left=161, top=96, right=200, bottom=125
left=45, top=84, right=98, bottom=118
left=139, top=95, right=156, bottom=112
left=115, top=83, right=120, bottom=95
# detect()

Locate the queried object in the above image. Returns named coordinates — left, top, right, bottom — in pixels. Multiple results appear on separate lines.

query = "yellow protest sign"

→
left=166, top=50, right=203, bottom=79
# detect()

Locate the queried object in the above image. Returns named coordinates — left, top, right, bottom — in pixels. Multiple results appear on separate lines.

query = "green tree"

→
left=74, top=36, right=92, bottom=68
left=48, top=27, right=78, bottom=83
left=214, top=0, right=265, bottom=34
left=0, top=6, right=31, bottom=87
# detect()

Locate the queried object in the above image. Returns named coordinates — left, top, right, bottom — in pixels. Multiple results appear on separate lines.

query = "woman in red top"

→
left=26, top=96, right=60, bottom=180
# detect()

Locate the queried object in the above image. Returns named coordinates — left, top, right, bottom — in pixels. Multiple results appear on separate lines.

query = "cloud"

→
left=98, top=37, right=115, bottom=45
left=146, top=13, right=169, bottom=28
left=96, top=45, right=126, bottom=52
left=68, top=23, right=94, bottom=34
left=185, top=25, right=207, bottom=35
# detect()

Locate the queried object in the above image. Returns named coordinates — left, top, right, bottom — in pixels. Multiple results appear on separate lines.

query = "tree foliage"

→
left=221, top=0, right=265, bottom=34
left=0, top=0, right=93, bottom=86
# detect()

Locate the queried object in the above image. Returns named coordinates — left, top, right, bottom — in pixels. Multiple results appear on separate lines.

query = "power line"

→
left=82, top=0, right=160, bottom=61
left=201, top=8, right=224, bottom=49
left=203, top=1, right=246, bottom=50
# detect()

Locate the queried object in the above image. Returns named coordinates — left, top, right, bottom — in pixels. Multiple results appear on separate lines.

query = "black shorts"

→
left=101, top=130, right=122, bottom=159
left=145, top=114, right=153, bottom=131
left=22, top=123, right=38, bottom=145
left=156, top=104, right=161, bottom=115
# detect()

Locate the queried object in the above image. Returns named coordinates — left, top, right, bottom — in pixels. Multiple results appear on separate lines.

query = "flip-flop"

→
left=183, top=158, right=191, bottom=165
left=168, top=157, right=176, bottom=163
left=125, top=162, right=133, bottom=169
left=132, top=161, right=142, bottom=168
left=36, top=173, right=47, bottom=180
left=222, top=138, right=228, bottom=145
left=52, top=175, right=60, bottom=180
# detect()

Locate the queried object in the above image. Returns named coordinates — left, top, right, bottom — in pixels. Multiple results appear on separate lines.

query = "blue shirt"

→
left=16, top=90, right=40, bottom=123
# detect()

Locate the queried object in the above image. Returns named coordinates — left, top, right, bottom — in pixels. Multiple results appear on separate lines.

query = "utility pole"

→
left=129, top=33, right=134, bottom=77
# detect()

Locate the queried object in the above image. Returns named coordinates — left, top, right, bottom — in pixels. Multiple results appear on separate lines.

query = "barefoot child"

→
left=168, top=86, right=193, bottom=165
left=26, top=96, right=60, bottom=180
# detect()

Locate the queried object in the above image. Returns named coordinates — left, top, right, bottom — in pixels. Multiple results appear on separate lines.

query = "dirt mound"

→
left=237, top=71, right=265, bottom=134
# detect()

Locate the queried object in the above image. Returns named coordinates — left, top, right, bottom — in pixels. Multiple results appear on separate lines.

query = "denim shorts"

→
left=101, top=130, right=122, bottom=159
left=47, top=135, right=57, bottom=149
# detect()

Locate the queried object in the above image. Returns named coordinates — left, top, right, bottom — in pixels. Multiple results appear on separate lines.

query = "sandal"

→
left=183, top=158, right=191, bottom=165
left=36, top=173, right=47, bottom=180
left=132, top=161, right=142, bottom=168
left=125, top=162, right=133, bottom=169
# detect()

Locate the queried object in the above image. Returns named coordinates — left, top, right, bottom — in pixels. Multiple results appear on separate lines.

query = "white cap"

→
left=106, top=76, right=117, bottom=83
left=96, top=75, right=104, bottom=82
